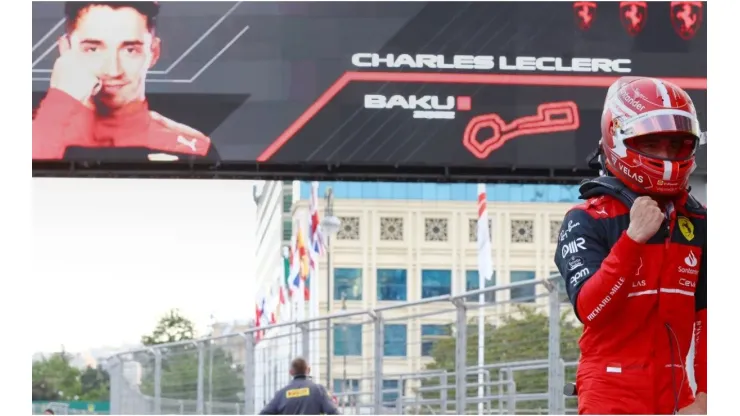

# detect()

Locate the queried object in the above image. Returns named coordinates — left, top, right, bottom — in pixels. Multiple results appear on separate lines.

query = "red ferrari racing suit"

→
left=32, top=88, right=216, bottom=161
left=554, top=178, right=707, bottom=415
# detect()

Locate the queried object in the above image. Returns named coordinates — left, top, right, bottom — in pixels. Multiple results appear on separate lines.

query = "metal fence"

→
left=105, top=277, right=582, bottom=415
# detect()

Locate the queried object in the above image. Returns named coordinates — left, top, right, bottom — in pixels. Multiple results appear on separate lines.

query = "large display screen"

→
left=32, top=1, right=706, bottom=176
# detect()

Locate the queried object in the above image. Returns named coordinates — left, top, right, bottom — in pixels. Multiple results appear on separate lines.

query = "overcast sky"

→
left=31, top=178, right=257, bottom=353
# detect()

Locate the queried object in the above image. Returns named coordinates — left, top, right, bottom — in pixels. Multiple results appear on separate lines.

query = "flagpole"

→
left=321, top=187, right=340, bottom=389
left=476, top=184, right=493, bottom=416
left=307, top=213, right=321, bottom=384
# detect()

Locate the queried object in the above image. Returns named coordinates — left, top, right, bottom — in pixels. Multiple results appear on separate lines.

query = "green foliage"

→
left=32, top=351, right=110, bottom=402
left=419, top=305, right=581, bottom=414
left=141, top=309, right=196, bottom=346
left=139, top=309, right=244, bottom=403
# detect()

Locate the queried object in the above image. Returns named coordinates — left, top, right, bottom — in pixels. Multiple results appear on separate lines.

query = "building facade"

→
left=290, top=182, right=582, bottom=400
left=252, top=180, right=300, bottom=406
left=253, top=180, right=300, bottom=296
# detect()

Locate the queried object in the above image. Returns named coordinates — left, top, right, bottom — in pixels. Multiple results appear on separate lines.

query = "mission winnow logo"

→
left=363, top=94, right=472, bottom=120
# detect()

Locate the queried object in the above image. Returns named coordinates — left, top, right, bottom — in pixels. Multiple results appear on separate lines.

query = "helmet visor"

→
left=618, top=110, right=701, bottom=160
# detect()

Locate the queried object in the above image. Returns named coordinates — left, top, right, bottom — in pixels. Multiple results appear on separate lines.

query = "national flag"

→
left=477, top=184, right=494, bottom=282
left=296, top=226, right=310, bottom=280
left=289, top=229, right=300, bottom=297
left=255, top=298, right=265, bottom=342
left=306, top=182, right=324, bottom=302
left=308, top=182, right=325, bottom=258
left=268, top=283, right=281, bottom=324
left=281, top=246, right=291, bottom=303
left=258, top=296, right=270, bottom=327
left=290, top=224, right=309, bottom=296
left=296, top=226, right=311, bottom=301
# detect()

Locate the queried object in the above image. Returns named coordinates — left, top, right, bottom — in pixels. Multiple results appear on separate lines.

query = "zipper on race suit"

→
left=664, top=202, right=675, bottom=249
left=659, top=201, right=680, bottom=414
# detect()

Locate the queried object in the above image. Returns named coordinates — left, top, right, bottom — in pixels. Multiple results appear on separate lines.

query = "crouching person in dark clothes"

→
left=260, top=357, right=340, bottom=415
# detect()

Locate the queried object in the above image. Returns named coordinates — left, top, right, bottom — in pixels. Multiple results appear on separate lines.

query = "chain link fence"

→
left=106, top=277, right=581, bottom=415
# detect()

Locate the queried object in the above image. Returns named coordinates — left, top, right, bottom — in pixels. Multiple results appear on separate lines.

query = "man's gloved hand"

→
left=626, top=196, right=664, bottom=243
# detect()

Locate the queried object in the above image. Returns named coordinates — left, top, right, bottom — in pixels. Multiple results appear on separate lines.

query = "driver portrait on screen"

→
left=32, top=1, right=219, bottom=162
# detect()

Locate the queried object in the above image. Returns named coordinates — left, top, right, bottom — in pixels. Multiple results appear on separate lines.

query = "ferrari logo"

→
left=677, top=216, right=695, bottom=241
left=619, top=1, right=648, bottom=36
left=573, top=2, right=597, bottom=31
left=671, top=1, right=703, bottom=40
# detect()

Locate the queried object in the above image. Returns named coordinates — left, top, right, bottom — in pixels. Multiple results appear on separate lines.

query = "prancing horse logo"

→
left=670, top=1, right=703, bottom=40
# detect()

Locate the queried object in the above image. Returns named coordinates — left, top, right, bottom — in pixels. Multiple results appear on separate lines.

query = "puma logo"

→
left=177, top=135, right=197, bottom=152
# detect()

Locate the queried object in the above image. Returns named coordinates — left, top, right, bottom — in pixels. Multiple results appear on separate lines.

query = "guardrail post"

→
left=107, top=356, right=122, bottom=415
left=440, top=372, right=448, bottom=413
left=152, top=349, right=162, bottom=415
left=242, top=332, right=256, bottom=415
left=497, top=371, right=504, bottom=414
left=196, top=341, right=205, bottom=414
left=559, top=359, right=567, bottom=413
left=300, top=322, right=310, bottom=360
left=452, top=298, right=467, bottom=413
left=546, top=279, right=564, bottom=415
left=507, top=378, right=516, bottom=415
left=372, top=311, right=384, bottom=414
left=395, top=375, right=403, bottom=411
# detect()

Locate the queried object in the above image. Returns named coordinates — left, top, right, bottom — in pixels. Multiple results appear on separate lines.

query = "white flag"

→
left=477, top=184, right=493, bottom=282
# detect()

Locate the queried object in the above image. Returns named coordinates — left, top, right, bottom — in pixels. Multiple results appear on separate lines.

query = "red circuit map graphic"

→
left=462, top=101, right=581, bottom=159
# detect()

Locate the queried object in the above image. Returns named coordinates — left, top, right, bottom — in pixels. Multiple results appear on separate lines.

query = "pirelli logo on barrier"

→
left=286, top=388, right=310, bottom=399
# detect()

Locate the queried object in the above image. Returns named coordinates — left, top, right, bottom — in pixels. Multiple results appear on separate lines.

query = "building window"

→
left=334, top=268, right=362, bottom=301
left=383, top=324, right=407, bottom=357
left=421, top=270, right=452, bottom=299
left=333, top=379, right=360, bottom=394
left=282, top=192, right=292, bottom=213
left=510, top=271, right=537, bottom=303
left=333, top=324, right=362, bottom=356
left=282, top=219, right=292, bottom=241
left=377, top=269, right=407, bottom=301
left=382, top=379, right=406, bottom=406
left=333, top=379, right=359, bottom=405
left=421, top=325, right=450, bottom=357
left=465, top=271, right=497, bottom=303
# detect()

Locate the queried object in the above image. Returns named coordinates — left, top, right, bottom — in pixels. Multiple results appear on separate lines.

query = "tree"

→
left=139, top=309, right=244, bottom=404
left=32, top=351, right=110, bottom=402
left=79, top=365, right=111, bottom=401
left=419, top=305, right=581, bottom=414
left=141, top=308, right=196, bottom=346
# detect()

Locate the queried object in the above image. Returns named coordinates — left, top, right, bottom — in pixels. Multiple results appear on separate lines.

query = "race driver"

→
left=554, top=76, right=706, bottom=415
left=32, top=1, right=219, bottom=162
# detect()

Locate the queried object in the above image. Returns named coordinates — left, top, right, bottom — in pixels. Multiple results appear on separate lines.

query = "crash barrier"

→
left=105, top=277, right=584, bottom=414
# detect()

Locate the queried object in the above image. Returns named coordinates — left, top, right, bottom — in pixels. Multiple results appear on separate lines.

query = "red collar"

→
left=92, top=100, right=151, bottom=146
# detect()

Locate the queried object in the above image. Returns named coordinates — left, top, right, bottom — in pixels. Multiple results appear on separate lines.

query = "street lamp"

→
left=320, top=187, right=341, bottom=389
